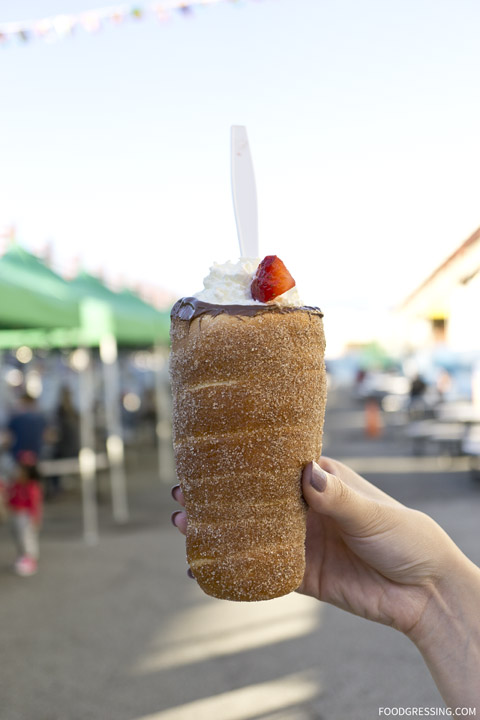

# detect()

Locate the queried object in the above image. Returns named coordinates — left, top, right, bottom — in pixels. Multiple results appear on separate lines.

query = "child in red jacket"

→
left=7, top=450, right=42, bottom=576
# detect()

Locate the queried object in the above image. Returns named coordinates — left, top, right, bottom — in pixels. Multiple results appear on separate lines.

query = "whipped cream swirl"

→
left=194, top=258, right=303, bottom=307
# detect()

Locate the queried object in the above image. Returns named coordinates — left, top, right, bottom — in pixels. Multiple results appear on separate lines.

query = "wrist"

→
left=408, top=554, right=480, bottom=710
left=408, top=554, right=480, bottom=646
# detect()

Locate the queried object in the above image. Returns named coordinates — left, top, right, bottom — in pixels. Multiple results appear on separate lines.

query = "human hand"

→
left=298, top=457, right=464, bottom=635
left=300, top=458, right=480, bottom=712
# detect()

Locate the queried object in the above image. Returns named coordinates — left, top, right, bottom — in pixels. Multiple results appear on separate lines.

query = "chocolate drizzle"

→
left=171, top=296, right=324, bottom=321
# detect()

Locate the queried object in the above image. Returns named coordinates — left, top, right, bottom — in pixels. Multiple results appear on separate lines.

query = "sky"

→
left=2, top=0, right=480, bottom=355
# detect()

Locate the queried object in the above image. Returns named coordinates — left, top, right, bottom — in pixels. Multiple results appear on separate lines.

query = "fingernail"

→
left=171, top=511, right=181, bottom=527
left=171, top=484, right=180, bottom=500
left=309, top=462, right=328, bottom=492
left=187, top=567, right=195, bottom=579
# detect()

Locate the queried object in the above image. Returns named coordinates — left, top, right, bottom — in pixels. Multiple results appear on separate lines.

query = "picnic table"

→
left=405, top=401, right=480, bottom=477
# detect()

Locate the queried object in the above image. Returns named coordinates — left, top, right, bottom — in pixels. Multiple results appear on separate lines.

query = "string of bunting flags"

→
left=0, top=0, right=262, bottom=46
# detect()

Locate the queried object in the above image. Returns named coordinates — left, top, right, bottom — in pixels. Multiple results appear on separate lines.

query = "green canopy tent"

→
left=0, top=248, right=105, bottom=542
left=0, top=245, right=81, bottom=334
left=67, top=271, right=170, bottom=347
left=0, top=253, right=170, bottom=349
left=118, top=288, right=171, bottom=343
left=0, top=247, right=170, bottom=542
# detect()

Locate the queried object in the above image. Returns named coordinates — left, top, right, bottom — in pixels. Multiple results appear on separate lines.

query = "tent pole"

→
left=77, top=347, right=99, bottom=545
left=100, top=334, right=129, bottom=523
left=154, top=345, right=171, bottom=483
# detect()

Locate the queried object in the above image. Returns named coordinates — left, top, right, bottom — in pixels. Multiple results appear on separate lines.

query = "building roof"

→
left=400, top=225, right=480, bottom=316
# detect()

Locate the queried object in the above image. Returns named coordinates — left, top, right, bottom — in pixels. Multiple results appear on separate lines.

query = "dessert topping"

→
left=250, top=255, right=296, bottom=303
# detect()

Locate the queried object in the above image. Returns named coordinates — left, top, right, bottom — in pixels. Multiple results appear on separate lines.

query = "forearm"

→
left=408, top=556, right=480, bottom=714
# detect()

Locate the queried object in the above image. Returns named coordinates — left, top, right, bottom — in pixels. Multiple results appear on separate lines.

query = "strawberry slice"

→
left=251, top=255, right=296, bottom=302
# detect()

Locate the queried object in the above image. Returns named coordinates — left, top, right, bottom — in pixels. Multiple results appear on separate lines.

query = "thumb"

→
left=302, top=461, right=396, bottom=538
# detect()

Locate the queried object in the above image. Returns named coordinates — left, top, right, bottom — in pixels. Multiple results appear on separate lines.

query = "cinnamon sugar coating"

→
left=170, top=306, right=327, bottom=602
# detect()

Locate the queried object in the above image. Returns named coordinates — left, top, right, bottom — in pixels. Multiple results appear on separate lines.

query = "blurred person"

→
left=140, top=387, right=157, bottom=446
left=353, top=366, right=370, bottom=400
left=0, top=434, right=16, bottom=480
left=355, top=367, right=367, bottom=386
left=0, top=438, right=16, bottom=522
left=6, top=450, right=43, bottom=577
left=54, top=386, right=80, bottom=459
left=436, top=369, right=452, bottom=402
left=408, top=373, right=427, bottom=419
left=171, top=458, right=480, bottom=712
left=121, top=390, right=140, bottom=445
left=47, top=386, right=80, bottom=498
left=5, top=392, right=48, bottom=461
left=0, top=476, right=7, bottom=524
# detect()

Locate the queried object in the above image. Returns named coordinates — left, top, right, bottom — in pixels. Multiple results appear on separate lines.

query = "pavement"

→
left=1, top=385, right=480, bottom=720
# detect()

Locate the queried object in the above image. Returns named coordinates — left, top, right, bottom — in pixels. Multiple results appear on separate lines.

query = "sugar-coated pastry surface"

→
left=170, top=302, right=327, bottom=602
